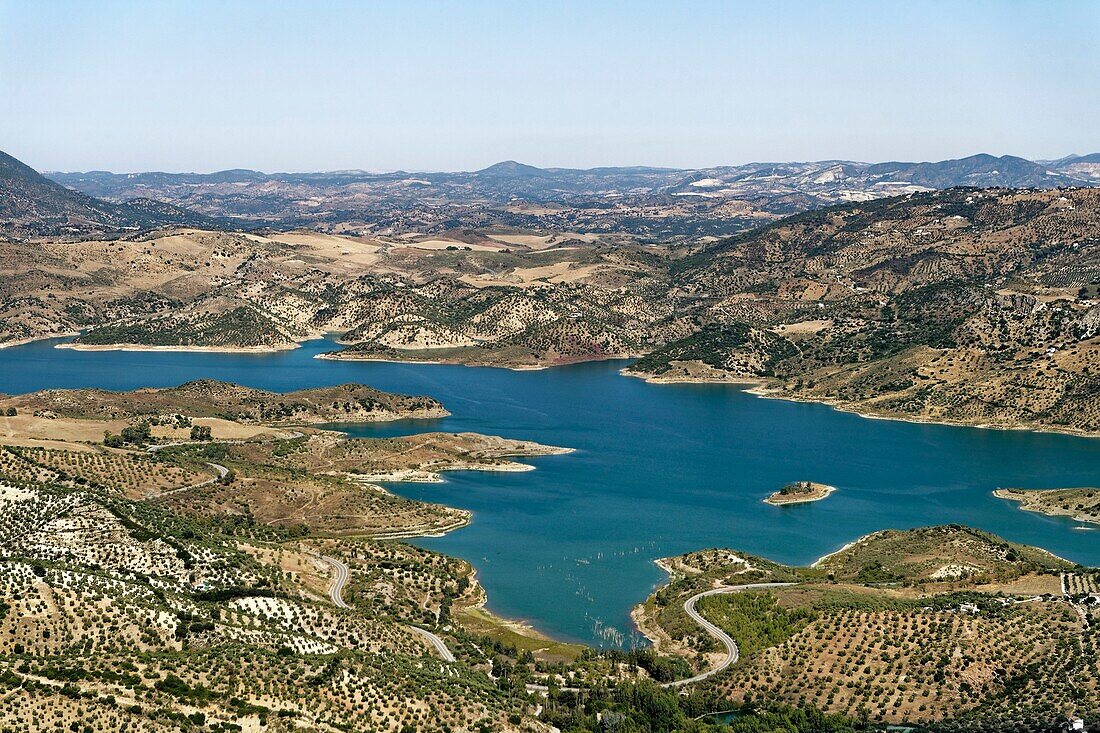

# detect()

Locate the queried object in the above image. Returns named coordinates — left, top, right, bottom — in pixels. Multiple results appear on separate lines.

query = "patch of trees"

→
left=103, top=420, right=153, bottom=447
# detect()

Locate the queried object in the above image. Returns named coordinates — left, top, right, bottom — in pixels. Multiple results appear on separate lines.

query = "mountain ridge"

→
left=46, top=152, right=1100, bottom=181
left=34, top=150, right=1100, bottom=239
left=0, top=150, right=227, bottom=238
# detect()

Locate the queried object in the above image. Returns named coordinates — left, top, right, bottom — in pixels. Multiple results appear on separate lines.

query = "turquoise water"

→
left=2, top=336, right=1098, bottom=647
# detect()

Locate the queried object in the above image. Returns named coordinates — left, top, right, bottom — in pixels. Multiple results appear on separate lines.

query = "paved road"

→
left=408, top=625, right=457, bottom=662
left=317, top=554, right=351, bottom=609
left=311, top=552, right=456, bottom=661
left=661, top=582, right=794, bottom=688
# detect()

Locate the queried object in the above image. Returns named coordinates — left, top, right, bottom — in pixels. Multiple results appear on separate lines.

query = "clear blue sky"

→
left=2, top=0, right=1097, bottom=172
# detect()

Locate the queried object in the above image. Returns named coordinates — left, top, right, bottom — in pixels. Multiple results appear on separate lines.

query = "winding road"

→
left=312, top=552, right=456, bottom=662
left=319, top=553, right=351, bottom=609
left=661, top=582, right=794, bottom=688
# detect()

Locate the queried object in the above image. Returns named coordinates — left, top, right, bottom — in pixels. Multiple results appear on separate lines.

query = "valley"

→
left=3, top=147, right=1099, bottom=437
left=3, top=149, right=1100, bottom=732
left=7, top=2, right=1099, bottom=729
left=4, top=367, right=1098, bottom=732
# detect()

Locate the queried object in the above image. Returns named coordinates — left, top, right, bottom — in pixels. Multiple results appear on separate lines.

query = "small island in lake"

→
left=994, top=487, right=1100, bottom=526
left=764, top=480, right=836, bottom=506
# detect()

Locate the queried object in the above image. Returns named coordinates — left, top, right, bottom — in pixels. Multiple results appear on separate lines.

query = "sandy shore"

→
left=620, top=368, right=765, bottom=386
left=629, top=558, right=679, bottom=652
left=810, top=532, right=879, bottom=568
left=743, top=384, right=1100, bottom=439
left=347, top=461, right=544, bottom=485
left=56, top=341, right=300, bottom=353
left=367, top=514, right=473, bottom=540
left=620, top=366, right=1098, bottom=439
left=315, top=351, right=562, bottom=371
left=0, top=332, right=81, bottom=349
left=317, top=349, right=644, bottom=372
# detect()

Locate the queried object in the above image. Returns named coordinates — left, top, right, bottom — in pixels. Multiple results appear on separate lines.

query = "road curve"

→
left=311, top=552, right=456, bottom=661
left=661, top=582, right=794, bottom=688
left=315, top=554, right=351, bottom=609
left=408, top=625, right=457, bottom=662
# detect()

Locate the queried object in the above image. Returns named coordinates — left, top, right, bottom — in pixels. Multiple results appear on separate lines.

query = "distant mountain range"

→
left=48, top=152, right=1100, bottom=194
left=4, top=148, right=1099, bottom=240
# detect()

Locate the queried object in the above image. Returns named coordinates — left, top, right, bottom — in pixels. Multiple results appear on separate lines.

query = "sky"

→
left=1, top=0, right=1098, bottom=173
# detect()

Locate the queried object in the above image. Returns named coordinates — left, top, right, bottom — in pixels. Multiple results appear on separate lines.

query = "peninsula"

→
left=994, top=487, right=1100, bottom=526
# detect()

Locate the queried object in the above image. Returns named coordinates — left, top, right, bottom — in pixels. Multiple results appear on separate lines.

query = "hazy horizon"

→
left=3, top=0, right=1098, bottom=173
left=21, top=151, right=1100, bottom=177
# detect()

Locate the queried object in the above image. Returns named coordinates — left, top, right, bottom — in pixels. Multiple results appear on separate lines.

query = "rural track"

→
left=661, top=582, right=794, bottom=688
left=145, top=430, right=304, bottom=454
left=146, top=461, right=229, bottom=499
left=312, top=552, right=456, bottom=662
left=144, top=431, right=303, bottom=498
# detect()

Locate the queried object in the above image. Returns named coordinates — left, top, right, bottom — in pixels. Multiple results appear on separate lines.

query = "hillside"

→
left=1, top=380, right=448, bottom=424
left=0, top=378, right=571, bottom=730
left=0, top=150, right=223, bottom=239
left=634, top=527, right=1097, bottom=729
left=630, top=187, right=1100, bottom=433
left=2, top=187, right=1099, bottom=433
left=3, top=380, right=855, bottom=733
left=8, top=380, right=1096, bottom=731
left=995, top=487, right=1100, bottom=526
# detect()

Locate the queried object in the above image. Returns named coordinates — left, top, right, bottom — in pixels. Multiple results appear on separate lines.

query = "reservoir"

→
left=2, top=336, right=1098, bottom=647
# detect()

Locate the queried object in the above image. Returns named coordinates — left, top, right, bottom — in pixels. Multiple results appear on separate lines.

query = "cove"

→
left=1, top=336, right=1098, bottom=648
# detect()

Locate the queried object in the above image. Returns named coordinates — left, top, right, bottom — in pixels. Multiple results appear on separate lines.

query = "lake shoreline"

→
left=17, top=334, right=1100, bottom=438
left=56, top=341, right=301, bottom=354
left=993, top=488, right=1100, bottom=527
left=622, top=365, right=1099, bottom=439
left=4, top=334, right=1100, bottom=648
